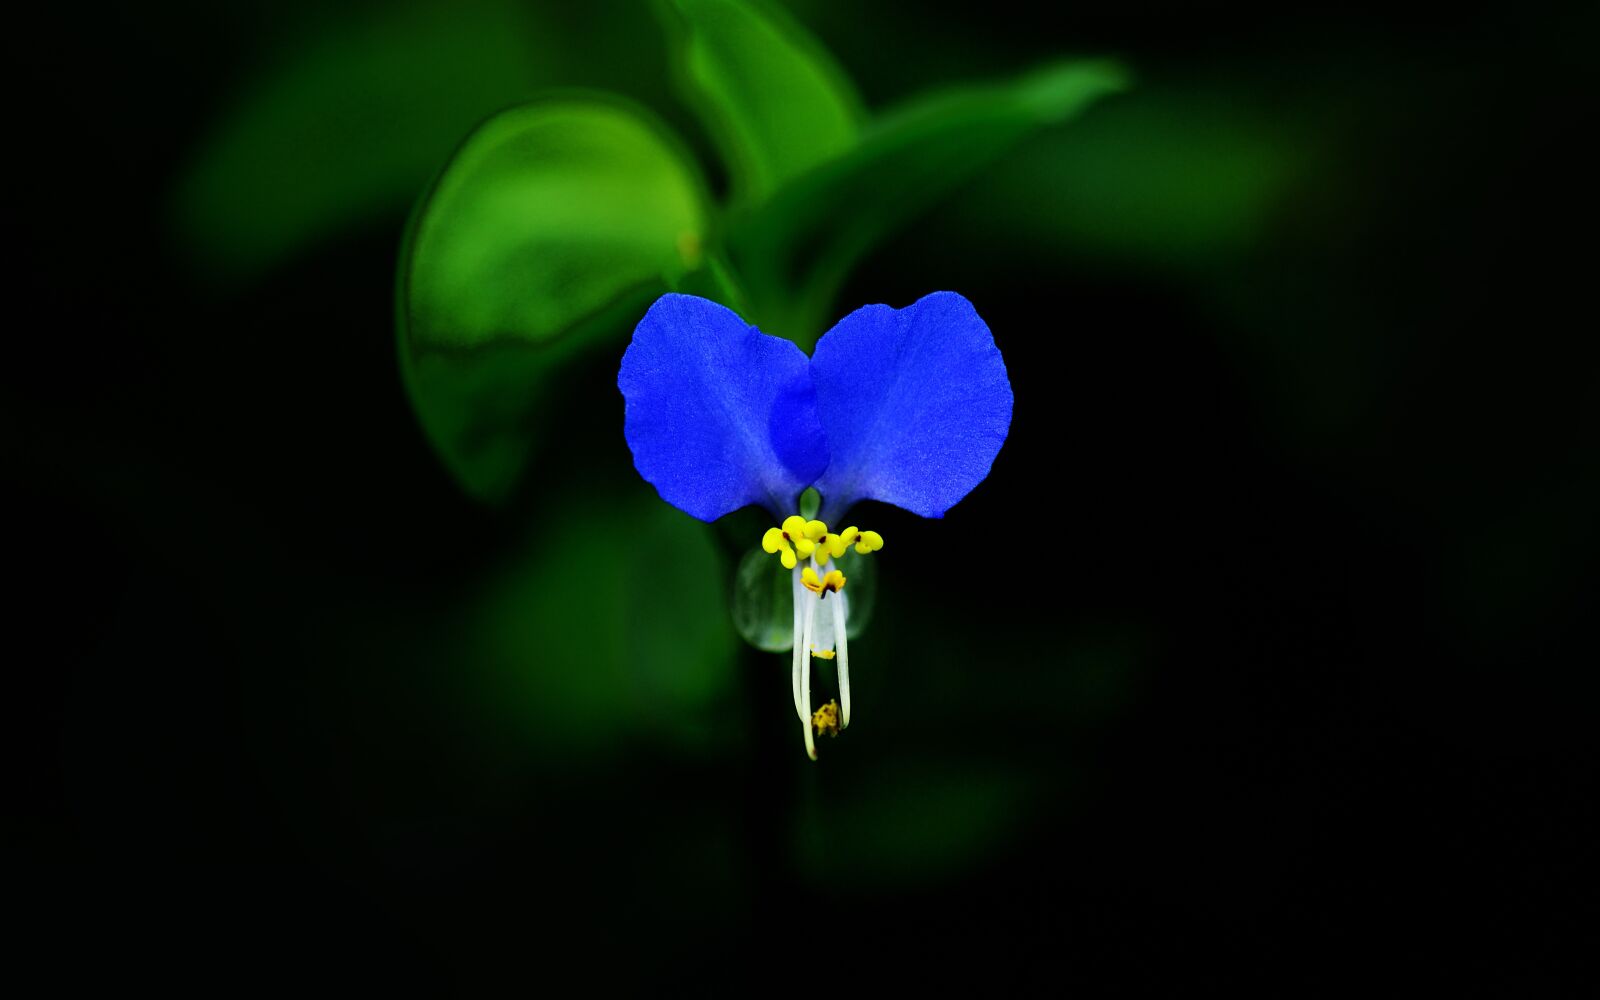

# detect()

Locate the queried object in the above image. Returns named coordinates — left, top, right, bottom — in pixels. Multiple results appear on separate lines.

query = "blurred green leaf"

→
left=731, top=547, right=875, bottom=652
left=728, top=59, right=1128, bottom=345
left=662, top=0, right=864, bottom=205
left=398, top=97, right=711, bottom=502
left=952, top=88, right=1305, bottom=266
left=800, top=759, right=1034, bottom=886
left=732, top=548, right=792, bottom=652
left=173, top=0, right=549, bottom=280
left=475, top=497, right=737, bottom=755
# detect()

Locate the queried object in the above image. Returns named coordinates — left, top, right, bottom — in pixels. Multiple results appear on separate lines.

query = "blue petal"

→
left=809, top=292, right=1012, bottom=519
left=620, top=294, right=829, bottom=522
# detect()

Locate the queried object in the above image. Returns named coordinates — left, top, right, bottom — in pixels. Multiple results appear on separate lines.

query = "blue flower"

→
left=618, top=291, right=1012, bottom=758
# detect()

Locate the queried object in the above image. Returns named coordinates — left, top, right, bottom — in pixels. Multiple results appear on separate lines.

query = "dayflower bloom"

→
left=618, top=291, right=1012, bottom=758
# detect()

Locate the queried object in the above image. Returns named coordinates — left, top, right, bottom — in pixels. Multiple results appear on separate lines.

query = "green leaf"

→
left=731, top=547, right=876, bottom=652
left=662, top=0, right=864, bottom=205
left=948, top=88, right=1305, bottom=265
left=398, top=96, right=711, bottom=503
left=172, top=0, right=550, bottom=281
left=732, top=548, right=792, bottom=652
left=474, top=497, right=737, bottom=755
left=798, top=759, right=1034, bottom=886
left=727, top=59, right=1128, bottom=345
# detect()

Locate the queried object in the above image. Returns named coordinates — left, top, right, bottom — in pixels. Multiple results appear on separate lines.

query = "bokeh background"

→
left=8, top=0, right=1592, bottom=988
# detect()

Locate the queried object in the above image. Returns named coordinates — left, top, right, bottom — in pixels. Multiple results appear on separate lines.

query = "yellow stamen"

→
left=815, top=524, right=884, bottom=560
left=763, top=515, right=825, bottom=569
left=784, top=514, right=819, bottom=558
left=802, top=566, right=847, bottom=596
left=811, top=648, right=835, bottom=660
left=812, top=699, right=840, bottom=737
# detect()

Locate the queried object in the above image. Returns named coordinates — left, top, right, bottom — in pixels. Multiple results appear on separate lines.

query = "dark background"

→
left=7, top=1, right=1593, bottom=989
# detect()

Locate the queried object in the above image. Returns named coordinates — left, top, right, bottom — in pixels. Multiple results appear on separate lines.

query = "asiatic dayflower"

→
left=618, top=292, right=1012, bottom=759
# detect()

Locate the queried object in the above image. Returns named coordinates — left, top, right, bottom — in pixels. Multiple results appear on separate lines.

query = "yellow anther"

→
left=820, top=525, right=856, bottom=560
left=764, top=515, right=826, bottom=569
left=761, top=525, right=798, bottom=569
left=778, top=514, right=818, bottom=558
left=811, top=648, right=835, bottom=660
left=762, top=515, right=877, bottom=571
left=817, top=525, right=882, bottom=559
left=812, top=699, right=840, bottom=737
left=801, top=566, right=846, bottom=596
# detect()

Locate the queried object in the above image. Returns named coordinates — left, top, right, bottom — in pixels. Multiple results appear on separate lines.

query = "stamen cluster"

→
left=762, top=517, right=882, bottom=570
left=761, top=516, right=827, bottom=570
left=760, top=513, right=882, bottom=759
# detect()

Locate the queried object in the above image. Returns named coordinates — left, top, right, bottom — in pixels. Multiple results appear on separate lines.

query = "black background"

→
left=7, top=1, right=1593, bottom=990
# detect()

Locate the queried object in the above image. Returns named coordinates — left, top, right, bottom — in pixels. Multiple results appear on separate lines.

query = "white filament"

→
left=799, top=560, right=819, bottom=760
left=831, top=588, right=850, bottom=729
left=790, top=565, right=805, bottom=723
